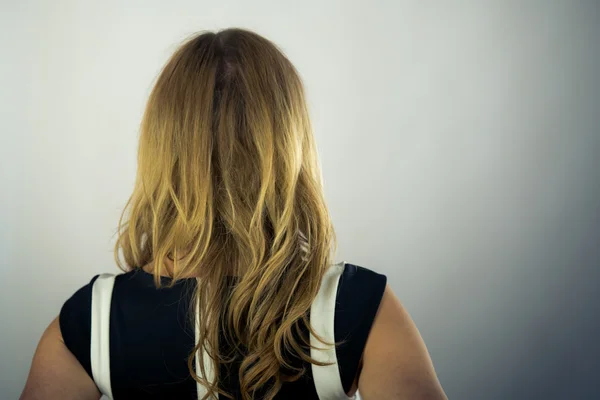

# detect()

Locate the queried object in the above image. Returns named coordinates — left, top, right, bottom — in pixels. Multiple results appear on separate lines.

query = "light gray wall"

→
left=1, top=1, right=599, bottom=398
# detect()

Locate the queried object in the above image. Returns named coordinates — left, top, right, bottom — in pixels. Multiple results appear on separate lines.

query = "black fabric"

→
left=58, top=264, right=386, bottom=399
left=59, top=274, right=100, bottom=380
left=335, top=265, right=387, bottom=392
left=109, top=271, right=198, bottom=398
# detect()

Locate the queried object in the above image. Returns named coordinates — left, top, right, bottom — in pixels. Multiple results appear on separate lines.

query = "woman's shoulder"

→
left=332, top=262, right=388, bottom=393
left=59, top=274, right=102, bottom=322
left=58, top=274, right=102, bottom=378
left=334, top=262, right=387, bottom=326
left=336, top=262, right=388, bottom=316
left=338, top=262, right=387, bottom=289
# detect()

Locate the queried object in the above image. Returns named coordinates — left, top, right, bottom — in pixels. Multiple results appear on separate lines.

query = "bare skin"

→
left=20, top=263, right=447, bottom=400
left=358, top=285, right=447, bottom=399
left=20, top=317, right=100, bottom=400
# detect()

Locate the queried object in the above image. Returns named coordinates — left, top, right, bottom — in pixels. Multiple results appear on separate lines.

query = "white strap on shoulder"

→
left=310, top=262, right=352, bottom=400
left=91, top=273, right=116, bottom=399
left=195, top=295, right=216, bottom=399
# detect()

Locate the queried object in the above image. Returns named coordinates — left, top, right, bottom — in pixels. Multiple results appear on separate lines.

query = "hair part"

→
left=114, top=28, right=336, bottom=400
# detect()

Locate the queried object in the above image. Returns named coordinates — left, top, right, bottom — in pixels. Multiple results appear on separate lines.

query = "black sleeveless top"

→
left=59, top=263, right=386, bottom=399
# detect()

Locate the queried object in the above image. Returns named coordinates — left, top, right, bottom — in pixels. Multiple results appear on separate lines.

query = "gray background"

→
left=1, top=1, right=599, bottom=399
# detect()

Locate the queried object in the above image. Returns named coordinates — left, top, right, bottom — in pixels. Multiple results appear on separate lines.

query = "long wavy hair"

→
left=114, top=28, right=336, bottom=399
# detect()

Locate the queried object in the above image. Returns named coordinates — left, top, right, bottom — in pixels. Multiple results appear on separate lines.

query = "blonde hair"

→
left=114, top=28, right=336, bottom=399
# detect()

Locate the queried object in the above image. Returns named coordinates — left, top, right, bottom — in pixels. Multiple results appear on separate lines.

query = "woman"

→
left=20, top=28, right=447, bottom=400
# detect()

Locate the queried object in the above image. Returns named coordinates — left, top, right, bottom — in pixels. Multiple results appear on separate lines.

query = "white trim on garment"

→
left=310, top=262, right=354, bottom=400
left=195, top=293, right=216, bottom=399
left=91, top=274, right=116, bottom=400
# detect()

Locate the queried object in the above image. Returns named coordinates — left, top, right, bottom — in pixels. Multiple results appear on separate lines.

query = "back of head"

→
left=115, top=28, right=335, bottom=399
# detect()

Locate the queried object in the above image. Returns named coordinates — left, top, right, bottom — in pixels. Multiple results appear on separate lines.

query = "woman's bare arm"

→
left=359, top=285, right=448, bottom=400
left=20, top=317, right=100, bottom=400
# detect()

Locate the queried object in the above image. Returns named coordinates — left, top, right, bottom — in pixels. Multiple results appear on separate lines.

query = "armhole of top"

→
left=310, top=262, right=351, bottom=400
left=90, top=273, right=116, bottom=399
left=334, top=264, right=387, bottom=394
left=59, top=274, right=101, bottom=380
